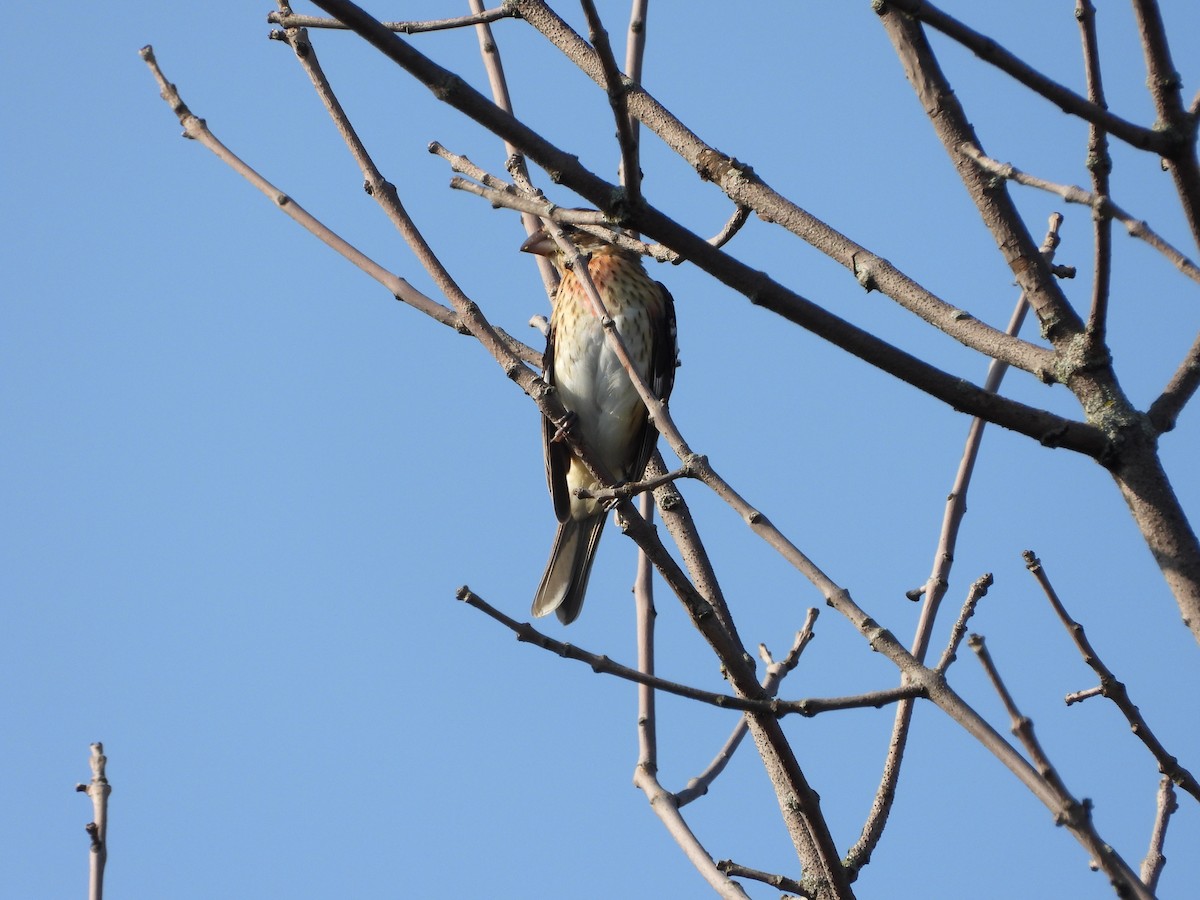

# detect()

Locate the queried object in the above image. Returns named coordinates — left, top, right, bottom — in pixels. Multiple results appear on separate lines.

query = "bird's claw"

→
left=551, top=411, right=578, bottom=443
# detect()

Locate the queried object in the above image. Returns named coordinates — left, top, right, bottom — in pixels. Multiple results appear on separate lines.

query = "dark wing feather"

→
left=627, top=280, right=678, bottom=483
left=541, top=321, right=572, bottom=523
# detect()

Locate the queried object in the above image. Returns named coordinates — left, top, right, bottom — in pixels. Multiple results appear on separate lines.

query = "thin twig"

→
left=634, top=489, right=658, bottom=776
left=935, top=573, right=994, bottom=673
left=446, top=173, right=656, bottom=258
left=456, top=587, right=917, bottom=718
left=876, top=0, right=1167, bottom=154
left=969, top=635, right=1068, bottom=792
left=707, top=204, right=751, bottom=250
left=960, top=145, right=1200, bottom=287
left=966, top=634, right=1152, bottom=896
left=1141, top=777, right=1178, bottom=892
left=1024, top=550, right=1200, bottom=803
left=267, top=6, right=516, bottom=34
left=464, top=0, right=559, bottom=297
left=138, top=45, right=539, bottom=367
left=676, top=613, right=818, bottom=808
left=627, top=494, right=750, bottom=900
left=575, top=462, right=696, bottom=503
left=716, top=860, right=808, bottom=898
left=579, top=0, right=641, bottom=207
left=75, top=743, right=110, bottom=900
left=1129, top=0, right=1200, bottom=247
left=1147, top=330, right=1200, bottom=436
left=633, top=769, right=752, bottom=899
left=1075, top=0, right=1114, bottom=345
left=846, top=216, right=1059, bottom=877
left=1065, top=685, right=1104, bottom=706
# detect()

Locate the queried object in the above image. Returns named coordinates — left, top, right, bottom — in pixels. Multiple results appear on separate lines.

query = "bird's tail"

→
left=532, top=515, right=606, bottom=624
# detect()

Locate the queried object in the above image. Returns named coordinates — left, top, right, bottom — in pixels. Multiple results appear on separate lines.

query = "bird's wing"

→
left=628, top=280, right=678, bottom=483
left=541, top=321, right=573, bottom=523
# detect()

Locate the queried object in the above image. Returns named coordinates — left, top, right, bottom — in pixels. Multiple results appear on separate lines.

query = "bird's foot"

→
left=550, top=411, right=578, bottom=443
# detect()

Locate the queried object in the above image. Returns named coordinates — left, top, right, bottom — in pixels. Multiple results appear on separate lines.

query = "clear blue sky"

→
left=4, top=2, right=1198, bottom=897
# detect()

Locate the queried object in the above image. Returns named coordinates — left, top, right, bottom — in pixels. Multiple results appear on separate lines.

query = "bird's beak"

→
left=520, top=231, right=555, bottom=257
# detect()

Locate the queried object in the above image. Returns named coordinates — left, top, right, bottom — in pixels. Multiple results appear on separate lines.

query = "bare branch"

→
left=878, top=10, right=1082, bottom=344
left=959, top=145, right=1200, bottom=287
left=935, top=573, right=994, bottom=673
left=1147, top=330, right=1200, bottom=435
left=511, top=0, right=1063, bottom=385
left=876, top=0, right=1168, bottom=154
left=716, top=860, right=808, bottom=898
left=1075, top=0, right=1114, bottom=345
left=266, top=6, right=516, bottom=34
left=676, top=613, right=819, bottom=808
left=1024, top=551, right=1200, bottom=803
left=138, top=45, right=540, bottom=367
left=633, top=768, right=752, bottom=900
left=74, top=742, right=110, bottom=900
left=1065, top=685, right=1104, bottom=706
left=634, top=490, right=659, bottom=775
left=707, top=204, right=751, bottom=251
left=968, top=634, right=1151, bottom=898
left=457, top=587, right=916, bottom=720
left=464, top=0, right=559, bottom=296
left=847, top=216, right=1056, bottom=876
left=1129, top=0, right=1200, bottom=247
left=579, top=0, right=641, bottom=206
left=1141, top=777, right=1178, bottom=892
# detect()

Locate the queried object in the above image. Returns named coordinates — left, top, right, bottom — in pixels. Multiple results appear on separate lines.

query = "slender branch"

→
left=457, top=587, right=917, bottom=719
left=575, top=463, right=693, bottom=503
left=75, top=742, right=110, bottom=900
left=876, top=0, right=1169, bottom=154
left=633, top=768, right=752, bottom=899
left=846, top=217, right=1056, bottom=876
left=878, top=9, right=1082, bottom=345
left=969, top=635, right=1068, bottom=794
left=1065, top=685, right=1104, bottom=706
left=968, top=635, right=1151, bottom=897
left=138, top=45, right=539, bottom=367
left=464, top=0, right=559, bottom=296
left=634, top=489, right=658, bottom=776
left=716, top=860, right=808, bottom=898
left=959, top=145, right=1200, bottom=287
left=1075, top=0, right=1114, bottom=345
left=707, top=204, right=751, bottom=250
left=579, top=0, right=641, bottom=206
left=446, top=172, right=655, bottom=257
left=623, top=0, right=649, bottom=164
left=1141, top=777, right=1178, bottom=892
left=676, top=614, right=818, bottom=808
left=1024, top=551, right=1200, bottom=803
left=935, top=573, right=994, bottom=673
left=266, top=6, right=517, bottom=34
left=1147, top=330, right=1200, bottom=435
left=1129, top=0, right=1200, bottom=248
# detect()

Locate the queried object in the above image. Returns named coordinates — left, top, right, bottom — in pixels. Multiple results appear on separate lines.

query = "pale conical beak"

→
left=520, top=231, right=555, bottom=257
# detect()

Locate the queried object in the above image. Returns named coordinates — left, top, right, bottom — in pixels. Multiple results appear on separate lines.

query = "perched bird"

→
left=522, top=225, right=677, bottom=624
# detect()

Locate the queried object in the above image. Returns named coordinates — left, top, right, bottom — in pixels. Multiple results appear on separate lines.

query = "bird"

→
left=521, top=224, right=677, bottom=624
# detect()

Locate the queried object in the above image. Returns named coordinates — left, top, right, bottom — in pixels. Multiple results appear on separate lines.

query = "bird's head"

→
left=520, top=223, right=624, bottom=272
